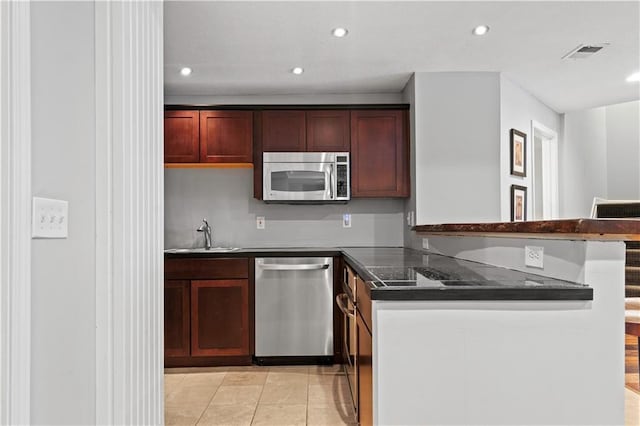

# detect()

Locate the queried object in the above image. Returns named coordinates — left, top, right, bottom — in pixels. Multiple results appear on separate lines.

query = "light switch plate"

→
left=525, top=246, right=544, bottom=268
left=256, top=216, right=265, bottom=229
left=32, top=197, right=68, bottom=238
left=343, top=213, right=351, bottom=228
left=406, top=211, right=415, bottom=227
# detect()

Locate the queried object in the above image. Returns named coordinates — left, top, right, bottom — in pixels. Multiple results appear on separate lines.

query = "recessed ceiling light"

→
left=626, top=71, right=640, bottom=82
left=472, top=25, right=490, bottom=36
left=332, top=27, right=349, bottom=38
left=292, top=67, right=304, bottom=75
left=180, top=67, right=192, bottom=76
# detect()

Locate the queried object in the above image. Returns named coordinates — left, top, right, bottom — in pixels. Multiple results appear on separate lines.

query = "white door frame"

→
left=0, top=1, right=31, bottom=424
left=531, top=120, right=559, bottom=220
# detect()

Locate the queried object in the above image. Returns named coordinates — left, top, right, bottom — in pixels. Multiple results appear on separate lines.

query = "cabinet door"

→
left=200, top=111, right=253, bottom=163
left=306, top=110, right=350, bottom=152
left=191, top=279, right=249, bottom=357
left=351, top=110, right=409, bottom=197
left=164, top=110, right=200, bottom=163
left=164, top=280, right=190, bottom=358
left=357, top=313, right=373, bottom=426
left=261, top=110, right=306, bottom=152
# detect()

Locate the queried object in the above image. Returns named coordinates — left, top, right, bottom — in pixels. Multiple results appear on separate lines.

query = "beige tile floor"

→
left=166, top=365, right=640, bottom=425
left=164, top=365, right=357, bottom=426
left=627, top=387, right=640, bottom=426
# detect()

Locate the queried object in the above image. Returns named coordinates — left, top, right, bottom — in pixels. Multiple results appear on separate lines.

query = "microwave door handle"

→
left=329, top=164, right=334, bottom=199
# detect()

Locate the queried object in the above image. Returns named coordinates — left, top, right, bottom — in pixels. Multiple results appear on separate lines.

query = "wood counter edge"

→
left=413, top=219, right=640, bottom=241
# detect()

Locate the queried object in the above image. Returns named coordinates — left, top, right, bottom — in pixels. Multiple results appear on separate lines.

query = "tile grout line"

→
left=192, top=372, right=227, bottom=426
left=304, top=367, right=311, bottom=426
left=249, top=369, right=269, bottom=425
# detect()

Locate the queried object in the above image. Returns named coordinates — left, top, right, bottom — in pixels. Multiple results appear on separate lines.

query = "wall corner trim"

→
left=95, top=2, right=164, bottom=424
left=0, top=1, right=32, bottom=424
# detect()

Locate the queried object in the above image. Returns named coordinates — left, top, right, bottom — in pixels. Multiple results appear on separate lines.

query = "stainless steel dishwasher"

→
left=254, top=257, right=333, bottom=364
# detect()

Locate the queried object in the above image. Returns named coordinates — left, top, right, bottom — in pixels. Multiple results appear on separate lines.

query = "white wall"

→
left=401, top=74, right=420, bottom=249
left=30, top=2, right=96, bottom=423
left=606, top=100, right=640, bottom=200
left=560, top=107, right=607, bottom=218
left=165, top=169, right=405, bottom=248
left=500, top=75, right=561, bottom=221
left=411, top=72, right=502, bottom=225
left=560, top=100, right=640, bottom=218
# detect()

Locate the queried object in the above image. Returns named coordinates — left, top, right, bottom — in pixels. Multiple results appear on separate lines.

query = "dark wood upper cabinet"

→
left=164, top=280, right=191, bottom=358
left=306, top=110, right=350, bottom=152
left=191, top=279, right=250, bottom=357
left=261, top=110, right=306, bottom=152
left=200, top=111, right=253, bottom=163
left=350, top=110, right=409, bottom=198
left=164, top=110, right=200, bottom=163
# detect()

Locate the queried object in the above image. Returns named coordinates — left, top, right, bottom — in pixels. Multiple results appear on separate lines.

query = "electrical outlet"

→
left=32, top=197, right=68, bottom=238
left=256, top=216, right=265, bottom=230
left=525, top=246, right=544, bottom=268
left=422, top=238, right=429, bottom=250
left=343, top=214, right=351, bottom=228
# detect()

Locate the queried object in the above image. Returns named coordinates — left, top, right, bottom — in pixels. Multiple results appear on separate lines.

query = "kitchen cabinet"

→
left=200, top=111, right=253, bottom=163
left=164, top=280, right=190, bottom=358
left=254, top=106, right=409, bottom=200
left=260, top=109, right=350, bottom=153
left=356, top=276, right=373, bottom=426
left=164, top=110, right=200, bottom=163
left=164, top=109, right=253, bottom=164
left=306, top=110, right=350, bottom=152
left=164, top=257, right=252, bottom=366
left=191, top=279, right=249, bottom=356
left=350, top=109, right=409, bottom=197
left=261, top=110, right=306, bottom=152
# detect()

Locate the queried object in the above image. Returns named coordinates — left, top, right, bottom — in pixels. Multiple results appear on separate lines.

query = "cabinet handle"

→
left=329, top=164, right=333, bottom=200
left=336, top=294, right=355, bottom=318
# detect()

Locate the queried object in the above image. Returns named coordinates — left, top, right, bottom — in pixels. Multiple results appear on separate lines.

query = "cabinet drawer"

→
left=165, top=258, right=249, bottom=280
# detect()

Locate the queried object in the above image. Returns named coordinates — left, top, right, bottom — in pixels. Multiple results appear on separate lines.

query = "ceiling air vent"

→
left=562, top=43, right=609, bottom=60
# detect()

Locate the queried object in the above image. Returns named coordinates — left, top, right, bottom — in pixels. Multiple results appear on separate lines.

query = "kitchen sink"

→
left=164, top=247, right=241, bottom=254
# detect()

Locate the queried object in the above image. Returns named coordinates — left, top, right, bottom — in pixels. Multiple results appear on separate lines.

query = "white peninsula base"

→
left=373, top=238, right=625, bottom=425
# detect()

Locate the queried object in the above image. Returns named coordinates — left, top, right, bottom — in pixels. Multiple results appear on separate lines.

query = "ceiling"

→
left=164, top=1, right=640, bottom=112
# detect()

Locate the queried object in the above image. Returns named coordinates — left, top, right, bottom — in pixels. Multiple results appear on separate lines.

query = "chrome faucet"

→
left=197, top=218, right=212, bottom=250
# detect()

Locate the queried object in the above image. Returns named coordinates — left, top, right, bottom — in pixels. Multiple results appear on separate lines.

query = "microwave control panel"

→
left=335, top=155, right=349, bottom=199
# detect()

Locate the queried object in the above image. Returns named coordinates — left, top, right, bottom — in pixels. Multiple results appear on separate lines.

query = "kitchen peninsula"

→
left=381, top=218, right=635, bottom=425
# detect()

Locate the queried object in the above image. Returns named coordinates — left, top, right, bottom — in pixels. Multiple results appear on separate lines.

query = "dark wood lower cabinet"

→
left=164, top=257, right=252, bottom=367
left=357, top=313, right=373, bottom=426
left=356, top=275, right=373, bottom=425
left=191, top=279, right=250, bottom=357
left=164, top=280, right=191, bottom=358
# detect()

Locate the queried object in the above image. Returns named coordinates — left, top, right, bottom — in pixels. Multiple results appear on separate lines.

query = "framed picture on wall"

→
left=510, top=129, right=527, bottom=177
left=511, top=185, right=527, bottom=222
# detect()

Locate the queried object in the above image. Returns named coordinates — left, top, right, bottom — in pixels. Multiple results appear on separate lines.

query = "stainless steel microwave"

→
left=263, top=152, right=350, bottom=203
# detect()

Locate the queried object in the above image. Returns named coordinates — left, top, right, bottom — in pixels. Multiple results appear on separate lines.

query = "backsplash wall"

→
left=165, top=168, right=405, bottom=248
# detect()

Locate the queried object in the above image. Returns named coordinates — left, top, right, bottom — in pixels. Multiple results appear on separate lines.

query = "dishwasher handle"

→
left=259, top=263, right=330, bottom=271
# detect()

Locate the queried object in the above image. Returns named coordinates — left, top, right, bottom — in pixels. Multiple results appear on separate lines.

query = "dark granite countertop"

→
left=165, top=246, right=593, bottom=301
left=164, top=247, right=342, bottom=258
left=341, top=247, right=593, bottom=301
